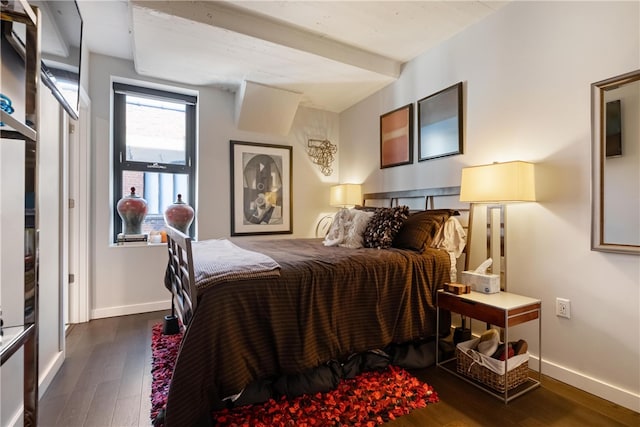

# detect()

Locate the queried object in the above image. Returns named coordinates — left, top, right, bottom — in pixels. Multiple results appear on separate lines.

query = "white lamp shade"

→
left=330, top=184, right=362, bottom=207
left=460, top=161, right=536, bottom=202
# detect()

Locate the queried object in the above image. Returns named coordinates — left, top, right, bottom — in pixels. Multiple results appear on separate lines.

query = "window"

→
left=112, top=83, right=196, bottom=241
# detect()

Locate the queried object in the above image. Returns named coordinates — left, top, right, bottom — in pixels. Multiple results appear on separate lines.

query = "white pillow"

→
left=323, top=208, right=351, bottom=246
left=431, top=216, right=467, bottom=258
left=431, top=216, right=467, bottom=282
left=340, top=210, right=374, bottom=249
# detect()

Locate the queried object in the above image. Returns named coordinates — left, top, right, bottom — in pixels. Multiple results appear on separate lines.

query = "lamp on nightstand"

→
left=316, top=184, right=363, bottom=237
left=329, top=183, right=362, bottom=208
left=459, top=161, right=536, bottom=290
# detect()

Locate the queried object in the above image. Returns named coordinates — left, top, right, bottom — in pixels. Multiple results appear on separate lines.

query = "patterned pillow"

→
left=363, top=206, right=410, bottom=249
left=393, top=209, right=456, bottom=252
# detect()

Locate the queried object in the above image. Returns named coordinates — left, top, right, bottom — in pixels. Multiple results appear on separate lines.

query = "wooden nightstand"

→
left=436, top=290, right=542, bottom=403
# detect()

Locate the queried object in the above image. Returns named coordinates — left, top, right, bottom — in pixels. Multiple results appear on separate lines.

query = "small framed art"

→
left=380, top=103, right=414, bottom=168
left=230, top=140, right=293, bottom=236
left=418, top=82, right=463, bottom=161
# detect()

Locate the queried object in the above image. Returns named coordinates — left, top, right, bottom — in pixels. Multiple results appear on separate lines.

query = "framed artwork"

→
left=418, top=82, right=463, bottom=161
left=380, top=103, right=413, bottom=168
left=230, top=140, right=292, bottom=236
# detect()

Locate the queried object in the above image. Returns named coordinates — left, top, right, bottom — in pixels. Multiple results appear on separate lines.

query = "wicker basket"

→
left=456, top=339, right=529, bottom=392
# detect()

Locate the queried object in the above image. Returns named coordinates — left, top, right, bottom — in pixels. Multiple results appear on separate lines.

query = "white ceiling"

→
left=76, top=1, right=509, bottom=112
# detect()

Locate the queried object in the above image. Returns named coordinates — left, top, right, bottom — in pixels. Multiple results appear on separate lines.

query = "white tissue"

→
left=474, top=258, right=493, bottom=274
left=462, top=258, right=500, bottom=293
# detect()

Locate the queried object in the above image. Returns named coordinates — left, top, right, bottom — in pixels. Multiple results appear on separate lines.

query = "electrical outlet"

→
left=556, top=298, right=571, bottom=319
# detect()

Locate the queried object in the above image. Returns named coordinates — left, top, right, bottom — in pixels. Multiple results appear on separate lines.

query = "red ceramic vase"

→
left=164, top=194, right=194, bottom=234
left=116, top=187, right=148, bottom=235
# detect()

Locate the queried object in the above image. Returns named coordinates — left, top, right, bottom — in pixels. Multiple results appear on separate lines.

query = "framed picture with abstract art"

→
left=380, top=103, right=413, bottom=168
left=230, top=140, right=292, bottom=236
left=418, top=82, right=463, bottom=161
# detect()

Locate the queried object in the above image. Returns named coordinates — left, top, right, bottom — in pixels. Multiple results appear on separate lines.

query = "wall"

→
left=87, top=54, right=338, bottom=319
left=340, top=1, right=639, bottom=412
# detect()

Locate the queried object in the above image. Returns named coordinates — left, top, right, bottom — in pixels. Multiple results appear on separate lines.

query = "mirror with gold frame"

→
left=591, top=69, right=640, bottom=254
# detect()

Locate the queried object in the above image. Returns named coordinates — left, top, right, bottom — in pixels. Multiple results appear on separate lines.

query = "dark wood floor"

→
left=39, top=311, right=639, bottom=426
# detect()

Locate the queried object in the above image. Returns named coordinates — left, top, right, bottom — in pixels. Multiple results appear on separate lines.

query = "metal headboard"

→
left=362, top=186, right=462, bottom=210
left=362, top=186, right=471, bottom=271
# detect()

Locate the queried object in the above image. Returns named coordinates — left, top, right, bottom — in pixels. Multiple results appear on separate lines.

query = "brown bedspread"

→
left=164, top=238, right=451, bottom=426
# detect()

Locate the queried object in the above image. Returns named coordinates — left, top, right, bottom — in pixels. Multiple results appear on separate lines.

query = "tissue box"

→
left=460, top=271, right=500, bottom=294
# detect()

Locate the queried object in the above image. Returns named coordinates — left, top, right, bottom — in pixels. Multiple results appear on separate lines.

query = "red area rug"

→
left=151, top=324, right=438, bottom=426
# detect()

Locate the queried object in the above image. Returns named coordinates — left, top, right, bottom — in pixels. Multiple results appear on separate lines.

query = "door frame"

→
left=68, top=87, right=91, bottom=324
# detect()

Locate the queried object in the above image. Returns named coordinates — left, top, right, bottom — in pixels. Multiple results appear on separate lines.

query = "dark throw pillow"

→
left=363, top=206, right=410, bottom=249
left=393, top=209, right=456, bottom=252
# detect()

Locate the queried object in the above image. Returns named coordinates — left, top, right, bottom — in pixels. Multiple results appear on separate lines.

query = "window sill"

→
left=110, top=242, right=166, bottom=248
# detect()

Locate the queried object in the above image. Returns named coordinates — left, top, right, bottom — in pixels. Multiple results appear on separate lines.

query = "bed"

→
left=162, top=187, right=468, bottom=426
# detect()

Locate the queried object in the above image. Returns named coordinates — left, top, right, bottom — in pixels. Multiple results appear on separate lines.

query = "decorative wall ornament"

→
left=307, top=138, right=337, bottom=176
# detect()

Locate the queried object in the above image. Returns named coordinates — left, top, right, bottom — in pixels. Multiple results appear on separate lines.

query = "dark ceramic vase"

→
left=164, top=194, right=194, bottom=234
left=116, top=187, right=148, bottom=235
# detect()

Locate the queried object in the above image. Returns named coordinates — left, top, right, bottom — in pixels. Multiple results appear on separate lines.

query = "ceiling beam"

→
left=131, top=0, right=401, bottom=79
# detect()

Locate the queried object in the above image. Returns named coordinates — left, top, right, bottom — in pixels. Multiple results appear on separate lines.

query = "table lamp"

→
left=316, top=184, right=362, bottom=237
left=329, top=184, right=362, bottom=208
left=459, top=161, right=536, bottom=290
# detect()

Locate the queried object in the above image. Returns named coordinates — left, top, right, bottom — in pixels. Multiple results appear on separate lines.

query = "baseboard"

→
left=39, top=350, right=65, bottom=399
left=91, top=300, right=171, bottom=319
left=535, top=355, right=640, bottom=413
